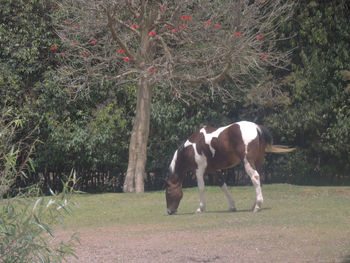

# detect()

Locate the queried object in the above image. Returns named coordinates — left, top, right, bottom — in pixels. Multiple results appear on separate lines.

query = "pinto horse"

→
left=165, top=121, right=294, bottom=215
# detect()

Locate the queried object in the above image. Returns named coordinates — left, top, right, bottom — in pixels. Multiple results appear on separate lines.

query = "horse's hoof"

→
left=252, top=206, right=261, bottom=212
left=196, top=207, right=205, bottom=213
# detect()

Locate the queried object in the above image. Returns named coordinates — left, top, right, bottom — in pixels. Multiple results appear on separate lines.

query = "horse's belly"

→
left=208, top=153, right=241, bottom=171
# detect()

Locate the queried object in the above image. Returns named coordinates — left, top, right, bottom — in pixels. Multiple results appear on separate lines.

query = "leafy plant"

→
left=0, top=108, right=78, bottom=262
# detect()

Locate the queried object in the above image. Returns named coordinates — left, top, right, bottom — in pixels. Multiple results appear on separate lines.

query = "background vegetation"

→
left=1, top=0, right=349, bottom=194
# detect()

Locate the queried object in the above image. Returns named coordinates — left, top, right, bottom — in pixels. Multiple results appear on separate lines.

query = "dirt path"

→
left=57, top=224, right=349, bottom=263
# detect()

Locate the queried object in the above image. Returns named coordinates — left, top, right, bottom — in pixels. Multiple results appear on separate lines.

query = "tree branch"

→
left=106, top=10, right=135, bottom=62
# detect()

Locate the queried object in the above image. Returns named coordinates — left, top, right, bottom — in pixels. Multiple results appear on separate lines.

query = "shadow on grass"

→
left=207, top=207, right=272, bottom=214
left=171, top=207, right=271, bottom=216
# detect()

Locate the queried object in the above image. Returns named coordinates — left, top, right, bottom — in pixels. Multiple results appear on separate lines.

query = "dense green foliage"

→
left=0, top=0, right=349, bottom=193
left=263, top=1, right=350, bottom=185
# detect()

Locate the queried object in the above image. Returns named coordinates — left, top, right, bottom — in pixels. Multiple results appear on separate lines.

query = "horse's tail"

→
left=257, top=125, right=295, bottom=154
left=266, top=144, right=296, bottom=153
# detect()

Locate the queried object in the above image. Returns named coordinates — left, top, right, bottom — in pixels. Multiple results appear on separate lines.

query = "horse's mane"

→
left=167, top=141, right=186, bottom=180
left=177, top=141, right=186, bottom=153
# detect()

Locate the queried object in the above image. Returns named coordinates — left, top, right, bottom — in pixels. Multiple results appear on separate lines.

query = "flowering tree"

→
left=53, top=0, right=294, bottom=192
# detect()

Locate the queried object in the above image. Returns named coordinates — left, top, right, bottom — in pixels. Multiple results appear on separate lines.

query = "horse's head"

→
left=166, top=145, right=186, bottom=215
left=165, top=169, right=183, bottom=215
left=165, top=180, right=183, bottom=215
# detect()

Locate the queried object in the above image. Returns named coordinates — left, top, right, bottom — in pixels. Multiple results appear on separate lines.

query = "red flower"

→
left=72, top=24, right=79, bottom=28
left=165, top=25, right=172, bottom=29
left=172, top=89, right=180, bottom=95
left=204, top=21, right=212, bottom=25
left=82, top=52, right=90, bottom=56
left=259, top=0, right=266, bottom=3
left=63, top=21, right=69, bottom=25
left=117, top=49, right=125, bottom=54
left=171, top=28, right=178, bottom=33
left=50, top=46, right=58, bottom=51
left=260, top=54, right=268, bottom=59
left=131, top=25, right=139, bottom=29
left=58, top=52, right=65, bottom=56
left=90, top=40, right=97, bottom=44
left=149, top=69, right=156, bottom=73
left=123, top=57, right=131, bottom=62
left=178, top=25, right=186, bottom=29
left=234, top=32, right=243, bottom=37
left=149, top=31, right=156, bottom=36
left=215, top=24, right=222, bottom=27
left=257, top=34, right=265, bottom=39
left=181, top=15, right=192, bottom=21
left=70, top=42, right=77, bottom=46
left=51, top=6, right=58, bottom=9
left=160, top=7, right=167, bottom=12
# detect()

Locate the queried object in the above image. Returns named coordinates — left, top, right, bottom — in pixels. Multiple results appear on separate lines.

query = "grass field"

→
left=57, top=184, right=350, bottom=262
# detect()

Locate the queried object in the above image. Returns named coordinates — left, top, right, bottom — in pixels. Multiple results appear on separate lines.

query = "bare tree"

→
left=54, top=0, right=294, bottom=193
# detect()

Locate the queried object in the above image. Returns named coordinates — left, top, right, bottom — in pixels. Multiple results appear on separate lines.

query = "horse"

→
left=165, top=121, right=295, bottom=215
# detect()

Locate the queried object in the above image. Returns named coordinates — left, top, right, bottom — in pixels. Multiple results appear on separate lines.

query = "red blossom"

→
left=165, top=25, right=172, bottom=29
left=149, top=69, right=156, bottom=73
left=257, top=34, right=265, bottom=39
left=117, top=49, right=125, bottom=54
left=181, top=15, right=192, bottom=21
left=90, top=40, right=97, bottom=44
left=171, top=28, right=178, bottom=33
left=51, top=6, right=58, bottom=9
left=178, top=25, right=186, bottom=29
left=149, top=31, right=156, bottom=36
left=82, top=52, right=90, bottom=56
left=70, top=42, right=77, bottom=46
left=58, top=52, right=65, bottom=56
left=215, top=24, right=222, bottom=27
left=123, top=57, right=130, bottom=62
left=204, top=21, right=212, bottom=25
left=160, top=7, right=167, bottom=12
left=260, top=54, right=268, bottom=59
left=63, top=21, right=69, bottom=25
left=72, top=24, right=79, bottom=28
left=234, top=32, right=243, bottom=37
left=50, top=46, right=58, bottom=51
left=131, top=24, right=139, bottom=29
left=259, top=0, right=266, bottom=3
left=172, top=89, right=180, bottom=95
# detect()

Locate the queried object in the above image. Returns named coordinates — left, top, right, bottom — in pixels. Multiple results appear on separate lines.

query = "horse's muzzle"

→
left=167, top=209, right=177, bottom=215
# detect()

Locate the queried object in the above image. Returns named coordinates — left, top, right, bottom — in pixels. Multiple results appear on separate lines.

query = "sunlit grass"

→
left=60, top=184, right=350, bottom=231
left=54, top=184, right=350, bottom=262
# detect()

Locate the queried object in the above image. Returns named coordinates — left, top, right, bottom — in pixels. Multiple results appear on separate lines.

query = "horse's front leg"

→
left=195, top=166, right=206, bottom=213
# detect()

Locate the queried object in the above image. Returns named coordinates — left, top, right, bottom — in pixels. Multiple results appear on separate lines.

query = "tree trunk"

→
left=123, top=77, right=152, bottom=193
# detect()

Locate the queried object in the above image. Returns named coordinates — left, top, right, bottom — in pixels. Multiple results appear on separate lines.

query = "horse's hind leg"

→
left=213, top=171, right=236, bottom=211
left=244, top=158, right=263, bottom=212
left=195, top=166, right=206, bottom=213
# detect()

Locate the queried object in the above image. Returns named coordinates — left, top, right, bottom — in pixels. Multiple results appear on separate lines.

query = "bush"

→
left=0, top=108, right=78, bottom=263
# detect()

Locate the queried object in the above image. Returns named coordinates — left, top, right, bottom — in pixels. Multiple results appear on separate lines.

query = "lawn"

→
left=57, top=184, right=350, bottom=262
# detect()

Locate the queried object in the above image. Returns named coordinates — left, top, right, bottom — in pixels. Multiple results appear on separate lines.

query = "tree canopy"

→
left=0, top=0, right=349, bottom=194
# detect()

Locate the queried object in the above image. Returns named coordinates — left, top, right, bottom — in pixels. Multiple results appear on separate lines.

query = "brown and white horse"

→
left=165, top=121, right=294, bottom=215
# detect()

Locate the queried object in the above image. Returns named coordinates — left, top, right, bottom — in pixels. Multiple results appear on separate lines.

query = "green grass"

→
left=57, top=184, right=350, bottom=262
left=59, top=184, right=350, bottom=232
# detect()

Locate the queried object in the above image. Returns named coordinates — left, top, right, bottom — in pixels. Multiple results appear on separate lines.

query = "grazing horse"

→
left=165, top=121, right=294, bottom=215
